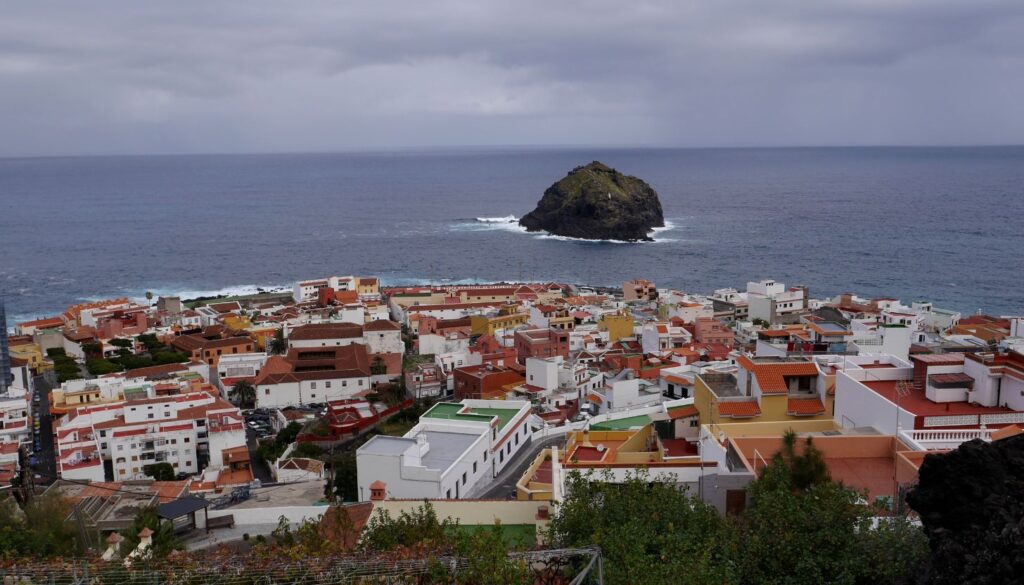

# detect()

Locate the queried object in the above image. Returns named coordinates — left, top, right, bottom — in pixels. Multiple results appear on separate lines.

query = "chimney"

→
left=369, top=480, right=387, bottom=501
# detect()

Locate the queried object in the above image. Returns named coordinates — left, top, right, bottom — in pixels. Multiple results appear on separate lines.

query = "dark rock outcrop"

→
left=519, top=161, right=665, bottom=242
left=906, top=433, right=1024, bottom=584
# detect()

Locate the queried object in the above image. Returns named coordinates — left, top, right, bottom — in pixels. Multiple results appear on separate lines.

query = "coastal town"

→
left=2, top=275, right=1023, bottom=579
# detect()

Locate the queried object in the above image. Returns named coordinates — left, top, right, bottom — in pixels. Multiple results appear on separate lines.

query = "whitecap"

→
left=474, top=215, right=518, bottom=223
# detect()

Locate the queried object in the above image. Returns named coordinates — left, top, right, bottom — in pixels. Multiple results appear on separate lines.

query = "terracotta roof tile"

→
left=717, top=401, right=761, bottom=418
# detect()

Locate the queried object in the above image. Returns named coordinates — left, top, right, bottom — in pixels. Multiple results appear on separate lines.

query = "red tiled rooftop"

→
left=787, top=398, right=826, bottom=416
left=717, top=401, right=761, bottom=418
left=530, top=459, right=553, bottom=484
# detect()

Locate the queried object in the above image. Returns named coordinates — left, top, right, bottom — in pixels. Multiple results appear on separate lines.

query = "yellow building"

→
left=222, top=314, right=254, bottom=331
left=8, top=337, right=50, bottom=373
left=599, top=312, right=635, bottom=343
left=695, top=355, right=835, bottom=428
left=517, top=423, right=704, bottom=501
left=247, top=326, right=280, bottom=351
left=470, top=312, right=529, bottom=337
left=357, top=277, right=380, bottom=297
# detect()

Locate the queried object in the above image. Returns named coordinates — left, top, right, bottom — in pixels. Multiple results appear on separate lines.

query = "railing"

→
left=899, top=428, right=992, bottom=451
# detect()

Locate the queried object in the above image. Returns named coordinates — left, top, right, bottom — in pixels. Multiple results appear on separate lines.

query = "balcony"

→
left=899, top=429, right=992, bottom=451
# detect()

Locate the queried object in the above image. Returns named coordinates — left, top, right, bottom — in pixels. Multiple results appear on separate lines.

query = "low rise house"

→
left=356, top=399, right=532, bottom=500
left=623, top=279, right=657, bottom=302
left=453, top=364, right=525, bottom=400
left=834, top=351, right=1024, bottom=434
left=514, top=328, right=570, bottom=364
left=171, top=335, right=255, bottom=367
left=287, top=323, right=364, bottom=348
left=254, top=345, right=371, bottom=408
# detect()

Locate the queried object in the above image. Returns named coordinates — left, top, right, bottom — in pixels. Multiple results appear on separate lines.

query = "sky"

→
left=2, top=0, right=1023, bottom=156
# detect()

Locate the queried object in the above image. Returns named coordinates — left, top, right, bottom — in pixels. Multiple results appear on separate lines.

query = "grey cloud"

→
left=0, top=0, right=1022, bottom=155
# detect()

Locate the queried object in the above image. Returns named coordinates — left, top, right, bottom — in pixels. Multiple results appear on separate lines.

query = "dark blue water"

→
left=1, top=146, right=1022, bottom=323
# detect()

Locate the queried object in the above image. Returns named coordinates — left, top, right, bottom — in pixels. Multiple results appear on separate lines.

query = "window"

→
left=500, top=451, right=504, bottom=463
left=462, top=472, right=467, bottom=485
left=148, top=414, right=154, bottom=419
left=311, top=382, right=317, bottom=389
left=473, top=462, right=477, bottom=473
left=100, top=443, right=107, bottom=450
left=483, top=451, right=487, bottom=462
left=515, top=434, right=519, bottom=446
left=342, top=380, right=347, bottom=387
left=690, top=419, right=699, bottom=427
left=325, top=381, right=331, bottom=389
left=117, top=445, right=123, bottom=451
left=265, top=389, right=270, bottom=395
left=446, top=489, right=451, bottom=499
left=184, top=437, right=190, bottom=443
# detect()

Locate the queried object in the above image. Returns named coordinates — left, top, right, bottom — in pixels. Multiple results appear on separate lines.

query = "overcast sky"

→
left=2, top=0, right=1023, bottom=155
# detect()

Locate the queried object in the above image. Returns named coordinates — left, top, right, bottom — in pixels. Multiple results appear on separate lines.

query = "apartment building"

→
left=55, top=386, right=248, bottom=486
left=356, top=399, right=532, bottom=501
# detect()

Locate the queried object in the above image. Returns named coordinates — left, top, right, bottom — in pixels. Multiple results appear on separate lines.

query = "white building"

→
left=293, top=275, right=357, bottom=303
left=54, top=385, right=248, bottom=484
left=363, top=320, right=404, bottom=354
left=641, top=322, right=692, bottom=354
left=287, top=323, right=365, bottom=349
left=356, top=399, right=532, bottom=501
left=254, top=345, right=371, bottom=408
left=216, top=352, right=268, bottom=391
left=746, top=279, right=807, bottom=323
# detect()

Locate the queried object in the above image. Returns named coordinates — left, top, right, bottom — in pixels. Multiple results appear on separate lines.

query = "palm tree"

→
left=230, top=380, right=257, bottom=409
left=269, top=328, right=287, bottom=355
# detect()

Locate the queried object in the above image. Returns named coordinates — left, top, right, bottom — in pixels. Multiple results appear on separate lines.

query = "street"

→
left=30, top=373, right=57, bottom=481
left=476, top=435, right=565, bottom=499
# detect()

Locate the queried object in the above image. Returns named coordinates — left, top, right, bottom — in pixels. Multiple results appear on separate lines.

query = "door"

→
left=725, top=490, right=746, bottom=516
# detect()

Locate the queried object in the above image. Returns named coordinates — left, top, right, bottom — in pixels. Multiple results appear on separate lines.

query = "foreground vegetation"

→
left=3, top=433, right=1021, bottom=585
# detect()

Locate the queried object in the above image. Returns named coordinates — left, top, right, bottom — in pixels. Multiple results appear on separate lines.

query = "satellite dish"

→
left=596, top=443, right=606, bottom=452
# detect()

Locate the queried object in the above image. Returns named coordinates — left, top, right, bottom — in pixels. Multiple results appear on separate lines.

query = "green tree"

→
left=121, top=506, right=182, bottom=559
left=547, top=470, right=738, bottom=585
left=269, top=328, right=287, bottom=355
left=370, top=356, right=388, bottom=376
left=0, top=493, right=88, bottom=557
left=145, top=291, right=154, bottom=301
left=739, top=432, right=926, bottom=585
left=359, top=503, right=454, bottom=553
left=229, top=379, right=257, bottom=409
left=87, top=358, right=124, bottom=375
left=109, top=338, right=134, bottom=349
left=143, top=462, right=175, bottom=481
left=453, top=522, right=531, bottom=585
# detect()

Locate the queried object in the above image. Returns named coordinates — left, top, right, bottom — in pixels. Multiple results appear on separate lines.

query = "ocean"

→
left=1, top=146, right=1022, bottom=323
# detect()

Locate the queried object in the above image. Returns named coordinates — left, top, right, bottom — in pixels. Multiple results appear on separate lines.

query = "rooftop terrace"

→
left=423, top=402, right=521, bottom=433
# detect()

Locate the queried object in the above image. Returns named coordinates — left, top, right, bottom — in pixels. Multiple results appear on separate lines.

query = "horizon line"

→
left=2, top=142, right=1024, bottom=161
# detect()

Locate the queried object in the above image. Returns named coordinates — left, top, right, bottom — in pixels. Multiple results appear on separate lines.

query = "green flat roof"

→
left=424, top=403, right=522, bottom=433
left=590, top=414, right=651, bottom=431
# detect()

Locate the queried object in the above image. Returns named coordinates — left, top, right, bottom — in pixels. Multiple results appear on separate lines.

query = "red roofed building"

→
left=453, top=364, right=525, bottom=400
left=254, top=345, right=371, bottom=408
left=54, top=387, right=248, bottom=485
left=514, top=328, right=570, bottom=365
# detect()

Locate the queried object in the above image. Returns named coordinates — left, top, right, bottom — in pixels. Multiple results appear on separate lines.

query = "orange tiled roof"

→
left=717, top=401, right=761, bottom=418
left=737, top=355, right=818, bottom=394
left=787, top=398, right=826, bottom=416
left=667, top=405, right=699, bottom=419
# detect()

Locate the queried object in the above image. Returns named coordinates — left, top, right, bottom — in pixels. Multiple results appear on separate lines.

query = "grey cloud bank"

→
left=1, top=0, right=1023, bottom=156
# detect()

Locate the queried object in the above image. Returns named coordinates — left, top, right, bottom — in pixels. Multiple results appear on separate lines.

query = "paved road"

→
left=31, top=374, right=57, bottom=481
left=476, top=435, right=565, bottom=499
left=246, top=428, right=274, bottom=484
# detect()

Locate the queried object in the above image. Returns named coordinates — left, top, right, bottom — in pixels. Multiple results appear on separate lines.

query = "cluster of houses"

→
left=3, top=275, right=1024, bottom=529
